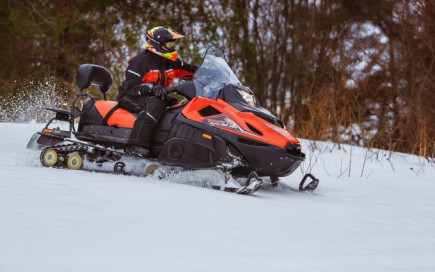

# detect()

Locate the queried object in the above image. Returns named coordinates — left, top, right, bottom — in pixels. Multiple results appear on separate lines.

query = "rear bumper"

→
left=26, top=131, right=70, bottom=150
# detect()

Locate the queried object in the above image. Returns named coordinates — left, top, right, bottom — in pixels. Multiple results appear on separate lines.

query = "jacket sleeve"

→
left=119, top=56, right=153, bottom=97
left=173, top=59, right=198, bottom=78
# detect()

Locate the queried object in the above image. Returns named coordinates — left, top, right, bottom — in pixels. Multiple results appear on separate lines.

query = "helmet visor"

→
left=164, top=40, right=176, bottom=50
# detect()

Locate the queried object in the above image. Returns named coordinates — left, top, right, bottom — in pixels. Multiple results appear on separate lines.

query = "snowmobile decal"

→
left=203, top=115, right=244, bottom=132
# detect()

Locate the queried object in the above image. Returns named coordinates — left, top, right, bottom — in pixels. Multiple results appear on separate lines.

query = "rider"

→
left=117, top=26, right=198, bottom=157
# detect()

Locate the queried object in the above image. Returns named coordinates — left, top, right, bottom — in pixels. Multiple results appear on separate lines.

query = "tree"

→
left=0, top=0, right=433, bottom=157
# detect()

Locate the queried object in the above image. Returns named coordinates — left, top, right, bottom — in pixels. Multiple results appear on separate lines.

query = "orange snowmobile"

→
left=27, top=47, right=318, bottom=194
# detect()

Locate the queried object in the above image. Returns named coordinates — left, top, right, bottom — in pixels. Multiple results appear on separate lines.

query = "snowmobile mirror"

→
left=76, top=64, right=112, bottom=99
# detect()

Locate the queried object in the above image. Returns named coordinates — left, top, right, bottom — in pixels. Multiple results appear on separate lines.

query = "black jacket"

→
left=117, top=50, right=197, bottom=100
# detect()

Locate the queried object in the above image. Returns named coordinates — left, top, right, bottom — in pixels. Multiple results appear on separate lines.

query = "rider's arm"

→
left=119, top=55, right=153, bottom=97
left=173, top=59, right=198, bottom=78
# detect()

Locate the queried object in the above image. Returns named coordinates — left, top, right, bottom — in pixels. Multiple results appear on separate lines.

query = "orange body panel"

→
left=181, top=97, right=299, bottom=148
left=94, top=101, right=136, bottom=128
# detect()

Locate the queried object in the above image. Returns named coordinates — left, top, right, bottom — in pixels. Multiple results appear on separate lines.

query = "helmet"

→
left=146, top=26, right=185, bottom=61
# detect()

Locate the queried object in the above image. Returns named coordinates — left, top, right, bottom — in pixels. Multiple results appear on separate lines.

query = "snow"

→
left=1, top=122, right=434, bottom=272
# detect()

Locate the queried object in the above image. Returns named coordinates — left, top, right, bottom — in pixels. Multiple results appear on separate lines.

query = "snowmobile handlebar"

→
left=166, top=86, right=177, bottom=93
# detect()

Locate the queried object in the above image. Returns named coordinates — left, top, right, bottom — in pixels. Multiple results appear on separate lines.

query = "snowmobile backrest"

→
left=76, top=64, right=112, bottom=99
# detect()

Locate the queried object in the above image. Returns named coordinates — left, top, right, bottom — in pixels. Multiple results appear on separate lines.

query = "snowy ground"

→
left=0, top=122, right=434, bottom=272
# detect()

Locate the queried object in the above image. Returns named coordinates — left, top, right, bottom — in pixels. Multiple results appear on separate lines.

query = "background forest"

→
left=0, top=0, right=434, bottom=158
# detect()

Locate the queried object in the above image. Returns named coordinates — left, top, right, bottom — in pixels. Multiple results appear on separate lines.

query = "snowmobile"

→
left=27, top=46, right=319, bottom=194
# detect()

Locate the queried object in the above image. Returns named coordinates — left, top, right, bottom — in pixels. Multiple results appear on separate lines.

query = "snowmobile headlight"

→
left=238, top=89, right=257, bottom=107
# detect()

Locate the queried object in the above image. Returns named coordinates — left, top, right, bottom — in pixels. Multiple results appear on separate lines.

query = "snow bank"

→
left=0, top=122, right=434, bottom=272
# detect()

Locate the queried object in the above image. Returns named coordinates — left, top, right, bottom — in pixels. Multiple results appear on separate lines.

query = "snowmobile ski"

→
left=210, top=171, right=263, bottom=194
left=267, top=174, right=319, bottom=193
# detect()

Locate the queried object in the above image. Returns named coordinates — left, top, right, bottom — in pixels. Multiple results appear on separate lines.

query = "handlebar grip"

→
left=166, top=86, right=178, bottom=93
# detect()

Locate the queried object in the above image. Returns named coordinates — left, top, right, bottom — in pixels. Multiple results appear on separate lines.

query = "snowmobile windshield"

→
left=193, top=47, right=241, bottom=99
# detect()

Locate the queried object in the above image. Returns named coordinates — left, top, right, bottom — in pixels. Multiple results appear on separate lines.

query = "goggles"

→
left=164, top=40, right=176, bottom=50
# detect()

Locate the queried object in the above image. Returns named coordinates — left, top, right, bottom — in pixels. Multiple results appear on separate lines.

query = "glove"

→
left=152, top=85, right=168, bottom=97
left=138, top=83, right=153, bottom=96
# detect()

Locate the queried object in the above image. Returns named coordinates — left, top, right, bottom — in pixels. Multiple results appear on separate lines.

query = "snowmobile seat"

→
left=76, top=64, right=112, bottom=97
left=78, top=99, right=137, bottom=130
left=75, top=99, right=137, bottom=148
left=94, top=100, right=136, bottom=128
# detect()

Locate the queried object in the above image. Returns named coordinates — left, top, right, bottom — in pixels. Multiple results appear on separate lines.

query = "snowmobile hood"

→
left=181, top=96, right=299, bottom=148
